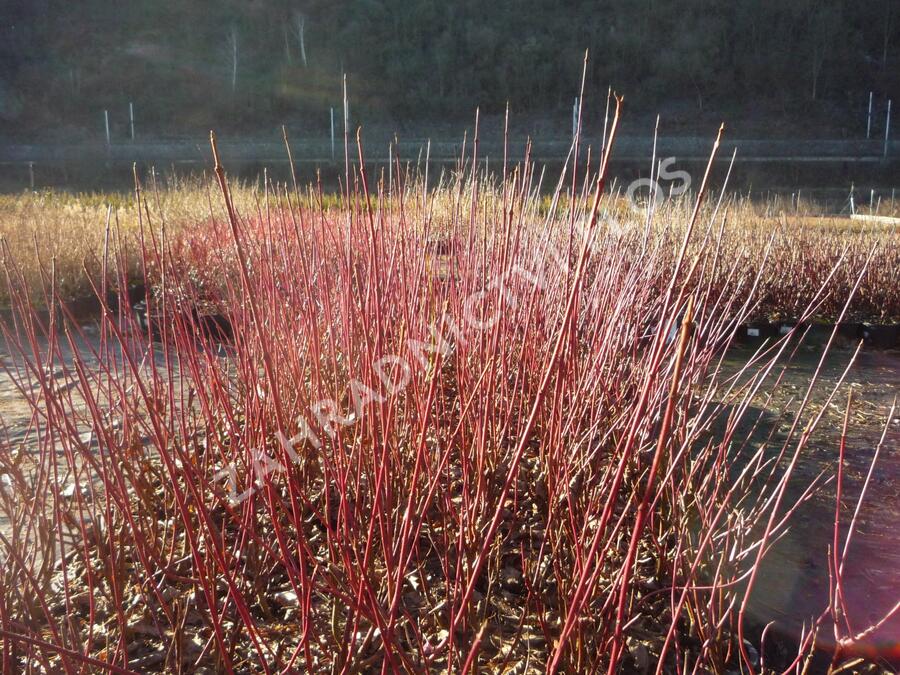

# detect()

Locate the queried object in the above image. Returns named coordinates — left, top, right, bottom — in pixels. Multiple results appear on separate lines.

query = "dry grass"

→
left=1, top=178, right=897, bottom=321
left=0, top=178, right=269, bottom=306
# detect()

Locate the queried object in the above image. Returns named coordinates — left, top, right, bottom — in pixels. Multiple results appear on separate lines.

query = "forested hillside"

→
left=1, top=0, right=897, bottom=139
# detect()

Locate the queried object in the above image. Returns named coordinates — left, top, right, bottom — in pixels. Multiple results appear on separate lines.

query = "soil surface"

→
left=1, top=327, right=897, bottom=666
left=721, top=343, right=899, bottom=661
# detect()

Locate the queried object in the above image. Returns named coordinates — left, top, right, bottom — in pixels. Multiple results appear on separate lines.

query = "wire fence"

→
left=2, top=136, right=899, bottom=165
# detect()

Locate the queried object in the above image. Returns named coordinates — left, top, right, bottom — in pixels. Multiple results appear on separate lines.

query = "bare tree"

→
left=228, top=25, right=238, bottom=94
left=294, top=13, right=308, bottom=68
left=808, top=3, right=839, bottom=101
left=811, top=42, right=824, bottom=100
left=284, top=25, right=293, bottom=65
left=884, top=0, right=894, bottom=70
left=70, top=67, right=81, bottom=95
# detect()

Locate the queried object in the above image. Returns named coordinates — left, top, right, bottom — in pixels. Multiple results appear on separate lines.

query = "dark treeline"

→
left=1, top=0, right=898, bottom=140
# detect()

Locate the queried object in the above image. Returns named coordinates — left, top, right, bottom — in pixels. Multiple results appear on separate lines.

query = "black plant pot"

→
left=776, top=321, right=807, bottom=339
left=193, top=311, right=234, bottom=343
left=861, top=324, right=900, bottom=349
left=836, top=322, right=865, bottom=343
left=737, top=322, right=777, bottom=342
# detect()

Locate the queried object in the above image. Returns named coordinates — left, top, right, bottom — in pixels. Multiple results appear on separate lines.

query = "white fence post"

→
left=104, top=110, right=111, bottom=146
left=867, top=91, right=873, bottom=139
left=129, top=102, right=135, bottom=141
left=572, top=97, right=578, bottom=139
left=885, top=99, right=892, bottom=158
